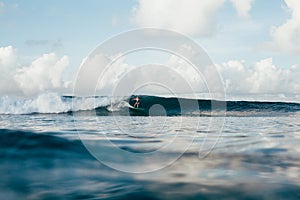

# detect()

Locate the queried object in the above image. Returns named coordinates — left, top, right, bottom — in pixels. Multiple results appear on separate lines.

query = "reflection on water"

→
left=1, top=114, right=300, bottom=199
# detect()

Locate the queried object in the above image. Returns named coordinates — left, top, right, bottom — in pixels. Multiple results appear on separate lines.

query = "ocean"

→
left=1, top=93, right=300, bottom=199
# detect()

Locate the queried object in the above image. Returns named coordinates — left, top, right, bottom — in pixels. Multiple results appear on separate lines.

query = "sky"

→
left=0, top=0, right=299, bottom=101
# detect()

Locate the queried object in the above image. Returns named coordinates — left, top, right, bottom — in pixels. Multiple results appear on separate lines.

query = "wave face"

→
left=125, top=95, right=300, bottom=116
left=0, top=93, right=299, bottom=116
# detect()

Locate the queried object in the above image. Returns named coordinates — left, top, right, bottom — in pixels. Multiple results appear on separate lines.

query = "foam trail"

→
left=107, top=101, right=133, bottom=112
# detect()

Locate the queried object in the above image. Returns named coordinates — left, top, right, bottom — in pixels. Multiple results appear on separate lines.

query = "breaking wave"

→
left=0, top=93, right=126, bottom=115
left=0, top=93, right=299, bottom=116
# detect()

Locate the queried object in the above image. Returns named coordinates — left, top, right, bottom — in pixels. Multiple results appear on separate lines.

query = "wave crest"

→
left=0, top=93, right=126, bottom=115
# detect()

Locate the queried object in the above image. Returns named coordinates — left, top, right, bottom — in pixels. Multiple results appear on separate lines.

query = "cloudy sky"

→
left=0, top=0, right=299, bottom=100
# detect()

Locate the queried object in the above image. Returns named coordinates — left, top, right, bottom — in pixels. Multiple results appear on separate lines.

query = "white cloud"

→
left=264, top=0, right=300, bottom=53
left=132, top=0, right=225, bottom=36
left=1, top=44, right=299, bottom=102
left=73, top=53, right=132, bottom=96
left=73, top=44, right=221, bottom=97
left=0, top=45, right=19, bottom=94
left=14, top=53, right=69, bottom=96
left=247, top=58, right=281, bottom=93
left=217, top=58, right=300, bottom=95
left=230, top=0, right=254, bottom=18
left=0, top=45, right=72, bottom=96
left=74, top=47, right=300, bottom=100
left=0, top=45, right=17, bottom=70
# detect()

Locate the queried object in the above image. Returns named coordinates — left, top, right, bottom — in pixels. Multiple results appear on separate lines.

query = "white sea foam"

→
left=0, top=93, right=126, bottom=114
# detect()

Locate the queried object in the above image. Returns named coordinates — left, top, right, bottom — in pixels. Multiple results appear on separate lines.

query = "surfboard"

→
left=129, top=107, right=147, bottom=115
left=129, top=107, right=145, bottom=112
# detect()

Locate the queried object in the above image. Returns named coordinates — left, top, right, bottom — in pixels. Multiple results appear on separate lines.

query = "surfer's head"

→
left=133, top=96, right=139, bottom=101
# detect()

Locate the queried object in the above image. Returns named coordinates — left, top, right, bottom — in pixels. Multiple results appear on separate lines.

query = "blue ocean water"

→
left=1, top=94, right=300, bottom=199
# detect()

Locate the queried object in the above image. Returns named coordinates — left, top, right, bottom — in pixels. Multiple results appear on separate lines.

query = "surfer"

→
left=133, top=96, right=140, bottom=108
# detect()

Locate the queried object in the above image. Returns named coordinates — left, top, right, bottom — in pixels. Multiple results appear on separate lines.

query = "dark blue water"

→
left=1, top=96, right=300, bottom=199
left=72, top=95, right=300, bottom=116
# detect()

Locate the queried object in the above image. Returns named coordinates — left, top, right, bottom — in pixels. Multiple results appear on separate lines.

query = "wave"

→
left=0, top=93, right=126, bottom=115
left=0, top=129, right=87, bottom=156
left=0, top=93, right=299, bottom=116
